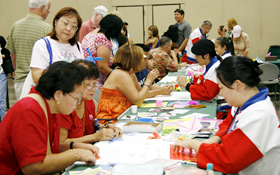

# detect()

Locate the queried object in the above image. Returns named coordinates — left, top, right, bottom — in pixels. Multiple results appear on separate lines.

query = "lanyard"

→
left=226, top=108, right=240, bottom=134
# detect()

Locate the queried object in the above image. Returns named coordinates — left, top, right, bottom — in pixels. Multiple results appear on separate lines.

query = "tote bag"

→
left=20, top=38, right=52, bottom=99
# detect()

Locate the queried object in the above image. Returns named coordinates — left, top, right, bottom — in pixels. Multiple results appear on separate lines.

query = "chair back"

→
left=93, top=88, right=101, bottom=103
left=259, top=63, right=279, bottom=81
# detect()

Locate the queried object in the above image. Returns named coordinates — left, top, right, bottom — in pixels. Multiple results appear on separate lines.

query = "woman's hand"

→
left=75, top=149, right=97, bottom=165
left=94, top=128, right=115, bottom=141
left=172, top=139, right=193, bottom=152
left=161, top=85, right=173, bottom=95
left=177, top=75, right=189, bottom=88
left=107, top=124, right=123, bottom=139
left=146, top=69, right=159, bottom=83
left=73, top=142, right=100, bottom=157
left=172, top=139, right=202, bottom=153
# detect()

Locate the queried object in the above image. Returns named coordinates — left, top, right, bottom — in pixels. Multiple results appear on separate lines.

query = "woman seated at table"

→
left=214, top=37, right=234, bottom=60
left=173, top=56, right=280, bottom=175
left=97, top=45, right=159, bottom=124
left=0, top=61, right=99, bottom=174
left=177, top=39, right=222, bottom=101
left=57, top=60, right=123, bottom=143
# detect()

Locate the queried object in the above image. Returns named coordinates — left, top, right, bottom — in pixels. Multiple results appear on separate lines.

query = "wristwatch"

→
left=70, top=141, right=75, bottom=149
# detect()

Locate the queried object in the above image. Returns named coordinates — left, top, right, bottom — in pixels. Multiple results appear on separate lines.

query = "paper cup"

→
left=131, top=105, right=137, bottom=114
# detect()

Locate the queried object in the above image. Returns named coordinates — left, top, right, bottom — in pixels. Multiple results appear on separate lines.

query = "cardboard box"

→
left=123, top=121, right=161, bottom=132
left=265, top=56, right=277, bottom=61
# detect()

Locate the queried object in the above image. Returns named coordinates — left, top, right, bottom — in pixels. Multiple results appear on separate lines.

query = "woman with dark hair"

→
left=156, top=25, right=179, bottom=48
left=81, top=14, right=123, bottom=90
left=97, top=45, right=159, bottom=124
left=0, top=61, right=99, bottom=174
left=173, top=56, right=280, bottom=175
left=30, top=7, right=84, bottom=85
left=214, top=37, right=234, bottom=60
left=121, top=26, right=132, bottom=45
left=57, top=60, right=123, bottom=143
left=177, top=39, right=222, bottom=101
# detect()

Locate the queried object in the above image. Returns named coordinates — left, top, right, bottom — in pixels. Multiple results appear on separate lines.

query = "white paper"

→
left=170, top=109, right=190, bottom=115
left=159, top=76, right=178, bottom=83
left=94, top=133, right=171, bottom=165
left=180, top=112, right=210, bottom=119
left=145, top=92, right=191, bottom=101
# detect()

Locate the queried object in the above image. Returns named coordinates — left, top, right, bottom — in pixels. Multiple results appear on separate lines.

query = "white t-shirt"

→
left=30, top=36, right=84, bottom=70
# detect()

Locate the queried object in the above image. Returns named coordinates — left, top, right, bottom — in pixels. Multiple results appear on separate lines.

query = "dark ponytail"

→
left=216, top=37, right=234, bottom=56
left=216, top=56, right=263, bottom=88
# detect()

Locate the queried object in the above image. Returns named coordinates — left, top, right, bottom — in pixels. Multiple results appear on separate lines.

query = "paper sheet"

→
left=145, top=92, right=191, bottom=101
left=140, top=102, right=168, bottom=108
left=180, top=113, right=210, bottom=119
left=160, top=76, right=178, bottom=83
left=177, top=116, right=203, bottom=134
left=94, top=134, right=171, bottom=165
left=162, top=118, right=192, bottom=130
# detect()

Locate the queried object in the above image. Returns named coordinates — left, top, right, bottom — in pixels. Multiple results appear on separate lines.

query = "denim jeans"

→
left=0, top=71, right=7, bottom=121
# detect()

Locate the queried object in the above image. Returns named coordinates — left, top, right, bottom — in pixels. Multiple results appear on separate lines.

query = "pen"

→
left=181, top=160, right=197, bottom=165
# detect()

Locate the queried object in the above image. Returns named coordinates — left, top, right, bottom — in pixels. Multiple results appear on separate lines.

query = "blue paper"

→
left=137, top=118, right=155, bottom=123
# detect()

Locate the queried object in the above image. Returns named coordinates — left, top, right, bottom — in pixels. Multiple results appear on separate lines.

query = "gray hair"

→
left=202, top=20, right=212, bottom=26
left=28, top=0, right=49, bottom=9
left=159, top=36, right=172, bottom=47
left=93, top=5, right=108, bottom=17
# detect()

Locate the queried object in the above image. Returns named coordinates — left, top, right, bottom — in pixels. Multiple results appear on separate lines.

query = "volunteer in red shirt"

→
left=0, top=61, right=99, bottom=175
left=57, top=60, right=123, bottom=143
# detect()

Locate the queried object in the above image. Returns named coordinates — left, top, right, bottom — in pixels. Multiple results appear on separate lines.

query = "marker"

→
left=181, top=160, right=197, bottom=165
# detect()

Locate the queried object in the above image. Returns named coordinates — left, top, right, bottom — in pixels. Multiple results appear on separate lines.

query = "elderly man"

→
left=6, top=0, right=52, bottom=100
left=147, top=37, right=178, bottom=79
left=174, top=9, right=192, bottom=53
left=79, top=5, right=108, bottom=42
left=185, top=20, right=212, bottom=63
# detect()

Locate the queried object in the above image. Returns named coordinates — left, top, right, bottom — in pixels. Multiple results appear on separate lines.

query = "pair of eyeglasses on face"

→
left=84, top=84, right=97, bottom=90
left=67, top=93, right=82, bottom=105
left=60, top=20, right=78, bottom=31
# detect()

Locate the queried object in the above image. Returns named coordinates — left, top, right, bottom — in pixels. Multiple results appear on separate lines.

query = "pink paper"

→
left=188, top=101, right=199, bottom=105
left=156, top=100, right=163, bottom=107
left=177, top=116, right=203, bottom=134
left=173, top=104, right=186, bottom=108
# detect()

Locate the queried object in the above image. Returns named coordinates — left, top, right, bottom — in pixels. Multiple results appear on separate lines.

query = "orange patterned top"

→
left=97, top=87, right=132, bottom=124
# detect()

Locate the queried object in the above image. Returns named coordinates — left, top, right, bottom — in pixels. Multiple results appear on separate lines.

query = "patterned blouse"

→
left=147, top=48, right=178, bottom=78
left=81, top=33, right=113, bottom=90
left=233, top=32, right=250, bottom=56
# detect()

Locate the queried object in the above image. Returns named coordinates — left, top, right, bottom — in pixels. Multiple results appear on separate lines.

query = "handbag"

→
left=1, top=59, right=14, bottom=74
left=20, top=37, right=53, bottom=99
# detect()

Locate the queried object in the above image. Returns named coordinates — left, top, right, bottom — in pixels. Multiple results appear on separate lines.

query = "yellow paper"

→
left=139, top=102, right=168, bottom=108
left=162, top=118, right=192, bottom=130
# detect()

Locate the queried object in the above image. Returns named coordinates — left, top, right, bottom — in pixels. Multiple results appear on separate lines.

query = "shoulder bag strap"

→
left=42, top=37, right=53, bottom=65
left=25, top=93, right=52, bottom=155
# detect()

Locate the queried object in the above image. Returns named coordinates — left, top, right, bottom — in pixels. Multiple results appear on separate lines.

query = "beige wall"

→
left=1, top=0, right=279, bottom=60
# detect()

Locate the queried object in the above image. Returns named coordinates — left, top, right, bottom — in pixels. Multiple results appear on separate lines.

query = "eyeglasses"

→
left=60, top=20, right=78, bottom=31
left=67, top=93, right=82, bottom=105
left=84, top=83, right=97, bottom=90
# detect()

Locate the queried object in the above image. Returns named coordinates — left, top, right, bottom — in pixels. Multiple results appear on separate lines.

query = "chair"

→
left=93, top=88, right=101, bottom=113
left=259, top=63, right=279, bottom=106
